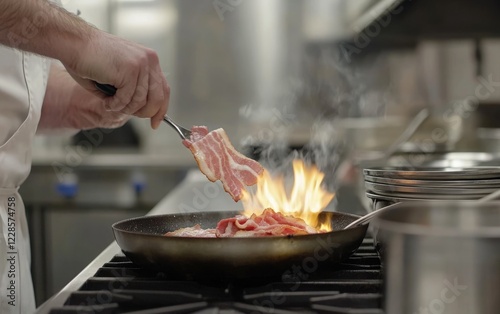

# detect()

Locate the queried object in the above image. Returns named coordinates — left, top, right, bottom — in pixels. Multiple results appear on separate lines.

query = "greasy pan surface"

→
left=112, top=211, right=367, bottom=280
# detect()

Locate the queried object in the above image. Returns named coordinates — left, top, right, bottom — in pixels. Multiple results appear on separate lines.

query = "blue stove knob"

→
left=56, top=173, right=78, bottom=198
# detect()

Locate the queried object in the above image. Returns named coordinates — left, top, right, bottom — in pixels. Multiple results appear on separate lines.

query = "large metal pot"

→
left=372, top=201, right=500, bottom=314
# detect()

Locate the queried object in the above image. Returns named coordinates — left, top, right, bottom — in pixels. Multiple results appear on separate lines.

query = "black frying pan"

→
left=112, top=211, right=368, bottom=280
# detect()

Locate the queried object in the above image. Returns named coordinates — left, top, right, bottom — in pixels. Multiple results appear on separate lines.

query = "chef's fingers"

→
left=65, top=68, right=105, bottom=97
left=102, top=112, right=130, bottom=129
left=132, top=67, right=168, bottom=128
left=102, top=67, right=140, bottom=112
left=120, top=67, right=149, bottom=116
left=150, top=73, right=170, bottom=129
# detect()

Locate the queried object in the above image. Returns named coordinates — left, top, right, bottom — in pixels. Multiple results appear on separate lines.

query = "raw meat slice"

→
left=163, top=209, right=323, bottom=238
left=183, top=126, right=264, bottom=201
left=215, top=208, right=321, bottom=237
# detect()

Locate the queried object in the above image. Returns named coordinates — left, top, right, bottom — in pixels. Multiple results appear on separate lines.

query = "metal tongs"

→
left=163, top=116, right=191, bottom=140
left=94, top=82, right=192, bottom=140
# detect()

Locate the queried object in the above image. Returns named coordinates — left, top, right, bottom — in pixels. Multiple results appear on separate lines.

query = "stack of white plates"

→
left=363, top=166, right=500, bottom=207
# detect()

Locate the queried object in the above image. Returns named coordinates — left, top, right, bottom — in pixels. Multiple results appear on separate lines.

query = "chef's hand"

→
left=39, top=64, right=131, bottom=131
left=62, top=30, right=170, bottom=129
left=0, top=0, right=168, bottom=129
left=65, top=86, right=131, bottom=130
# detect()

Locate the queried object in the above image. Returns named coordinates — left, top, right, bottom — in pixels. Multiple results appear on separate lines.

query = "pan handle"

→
left=343, top=202, right=401, bottom=230
left=345, top=188, right=500, bottom=229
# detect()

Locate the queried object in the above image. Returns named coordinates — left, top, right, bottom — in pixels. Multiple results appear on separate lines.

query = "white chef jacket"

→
left=0, top=38, right=50, bottom=314
left=0, top=2, right=80, bottom=312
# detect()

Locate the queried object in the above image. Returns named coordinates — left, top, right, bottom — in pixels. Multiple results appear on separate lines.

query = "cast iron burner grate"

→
left=49, top=238, right=383, bottom=314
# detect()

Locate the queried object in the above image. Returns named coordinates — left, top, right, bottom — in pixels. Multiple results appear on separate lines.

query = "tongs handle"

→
left=93, top=82, right=191, bottom=140
left=94, top=82, right=117, bottom=96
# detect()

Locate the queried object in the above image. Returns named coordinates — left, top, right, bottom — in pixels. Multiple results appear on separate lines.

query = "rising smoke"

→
left=246, top=47, right=390, bottom=199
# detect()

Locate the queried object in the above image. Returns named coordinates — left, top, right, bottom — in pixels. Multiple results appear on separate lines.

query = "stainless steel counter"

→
left=35, top=170, right=242, bottom=313
left=31, top=148, right=195, bottom=168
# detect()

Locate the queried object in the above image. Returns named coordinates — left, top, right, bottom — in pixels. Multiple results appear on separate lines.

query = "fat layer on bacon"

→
left=183, top=126, right=264, bottom=201
left=216, top=208, right=320, bottom=237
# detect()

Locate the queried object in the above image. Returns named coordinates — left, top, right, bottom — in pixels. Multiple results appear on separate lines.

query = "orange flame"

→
left=241, top=159, right=335, bottom=231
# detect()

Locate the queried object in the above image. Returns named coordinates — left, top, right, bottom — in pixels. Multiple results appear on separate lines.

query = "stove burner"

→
left=48, top=238, right=383, bottom=314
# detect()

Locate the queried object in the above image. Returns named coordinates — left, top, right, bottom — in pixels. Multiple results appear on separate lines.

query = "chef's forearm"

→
left=0, top=0, right=94, bottom=66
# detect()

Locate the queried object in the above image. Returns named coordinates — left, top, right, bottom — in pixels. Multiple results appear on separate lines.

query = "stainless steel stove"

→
left=40, top=237, right=382, bottom=314
left=36, top=171, right=382, bottom=314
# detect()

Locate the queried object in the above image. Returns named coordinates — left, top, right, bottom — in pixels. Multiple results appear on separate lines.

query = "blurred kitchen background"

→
left=24, top=0, right=500, bottom=305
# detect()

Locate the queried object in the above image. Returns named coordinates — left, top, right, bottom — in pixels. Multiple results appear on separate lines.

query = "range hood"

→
left=345, top=0, right=403, bottom=35
left=345, top=0, right=500, bottom=45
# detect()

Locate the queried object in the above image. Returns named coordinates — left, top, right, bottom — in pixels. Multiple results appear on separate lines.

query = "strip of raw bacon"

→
left=164, top=224, right=216, bottom=238
left=183, top=126, right=264, bottom=201
left=216, top=208, right=321, bottom=237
